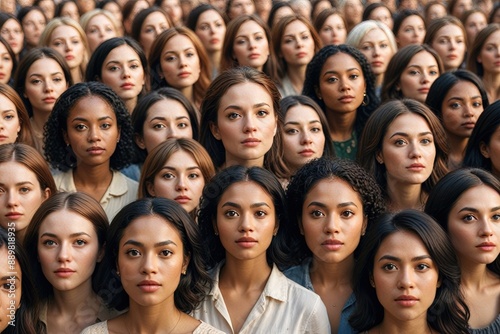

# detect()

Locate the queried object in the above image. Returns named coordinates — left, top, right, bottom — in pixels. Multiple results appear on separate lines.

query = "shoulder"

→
left=80, top=321, right=108, bottom=334
left=282, top=258, right=314, bottom=291
left=193, top=321, right=226, bottom=334
left=469, top=314, right=500, bottom=334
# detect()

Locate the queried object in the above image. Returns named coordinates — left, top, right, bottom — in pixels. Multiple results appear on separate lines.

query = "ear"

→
left=361, top=215, right=368, bottom=236
left=212, top=218, right=219, bottom=236
left=182, top=253, right=190, bottom=274
left=43, top=187, right=51, bottom=200
left=436, top=277, right=442, bottom=288
left=135, top=133, right=146, bottom=150
left=369, top=273, right=375, bottom=288
left=376, top=150, right=384, bottom=164
left=477, top=54, right=482, bottom=64
left=146, top=182, right=156, bottom=197
left=97, top=244, right=105, bottom=263
left=210, top=121, right=221, bottom=140
left=480, top=141, right=490, bottom=158
left=314, top=85, right=322, bottom=100
left=117, top=128, right=121, bottom=143
left=63, top=130, right=69, bottom=146
left=298, top=217, right=304, bottom=235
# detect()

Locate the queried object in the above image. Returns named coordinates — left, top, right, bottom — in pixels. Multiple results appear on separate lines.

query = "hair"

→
left=272, top=15, right=322, bottom=80
left=286, top=157, right=385, bottom=265
left=0, top=14, right=22, bottom=43
left=221, top=14, right=279, bottom=83
left=122, top=0, right=149, bottom=30
left=0, top=228, right=44, bottom=334
left=381, top=44, right=444, bottom=102
left=94, top=197, right=212, bottom=312
left=131, top=87, right=200, bottom=161
left=44, top=82, right=135, bottom=172
left=17, top=6, right=47, bottom=46
left=349, top=209, right=470, bottom=333
left=96, top=0, right=120, bottom=11
left=131, top=6, right=173, bottom=46
left=54, top=0, right=78, bottom=18
left=447, top=0, right=466, bottom=17
left=80, top=8, right=121, bottom=36
left=424, top=15, right=468, bottom=49
left=357, top=99, right=449, bottom=198
left=0, top=36, right=17, bottom=85
left=0, top=84, right=34, bottom=147
left=311, top=0, right=335, bottom=19
left=279, top=95, right=335, bottom=158
left=467, top=23, right=500, bottom=78
left=392, top=9, right=425, bottom=39
left=186, top=3, right=227, bottom=33
left=13, top=47, right=73, bottom=117
left=489, top=3, right=500, bottom=24
left=346, top=20, right=397, bottom=55
left=362, top=2, right=393, bottom=22
left=23, top=192, right=108, bottom=302
left=463, top=100, right=500, bottom=171
left=148, top=27, right=211, bottom=106
left=199, top=66, right=289, bottom=179
left=461, top=9, right=487, bottom=30
left=267, top=1, right=293, bottom=28
left=425, top=69, right=489, bottom=121
left=198, top=165, right=291, bottom=268
left=313, top=8, right=347, bottom=37
left=302, top=44, right=380, bottom=136
left=424, top=1, right=446, bottom=24
left=425, top=168, right=500, bottom=275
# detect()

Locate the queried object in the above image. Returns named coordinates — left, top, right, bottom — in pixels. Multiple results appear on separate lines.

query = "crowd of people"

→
left=0, top=0, right=499, bottom=333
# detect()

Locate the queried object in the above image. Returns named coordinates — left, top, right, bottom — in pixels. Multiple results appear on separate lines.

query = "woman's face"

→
left=210, top=82, right=277, bottom=167
left=0, top=19, right=24, bottom=55
left=21, top=9, right=46, bottom=48
left=0, top=43, right=13, bottom=84
left=195, top=9, right=226, bottom=54
left=464, top=12, right=487, bottom=45
left=426, top=4, right=446, bottom=24
left=227, top=0, right=255, bottom=20
left=140, top=12, right=170, bottom=57
left=318, top=14, right=346, bottom=46
left=100, top=44, right=145, bottom=104
left=64, top=95, right=120, bottom=168
left=60, top=1, right=80, bottom=21
left=38, top=210, right=102, bottom=292
left=216, top=181, right=277, bottom=263
left=24, top=58, right=68, bottom=115
left=430, top=24, right=466, bottom=71
left=85, top=14, right=118, bottom=53
left=302, top=178, right=366, bottom=265
left=368, top=6, right=393, bottom=30
left=272, top=6, right=294, bottom=28
left=136, top=99, right=193, bottom=153
left=160, top=0, right=183, bottom=26
left=0, top=161, right=49, bottom=233
left=398, top=51, right=440, bottom=103
left=441, top=80, right=484, bottom=140
left=447, top=185, right=500, bottom=267
left=343, top=0, right=363, bottom=25
left=372, top=231, right=439, bottom=324
left=148, top=150, right=205, bottom=213
left=38, top=0, right=55, bottom=20
left=480, top=126, right=500, bottom=178
left=451, top=0, right=472, bottom=19
left=232, top=20, right=269, bottom=72
left=103, top=2, right=123, bottom=24
left=0, top=247, right=21, bottom=332
left=49, top=25, right=85, bottom=70
left=282, top=105, right=325, bottom=171
left=160, top=34, right=201, bottom=90
left=280, top=20, right=316, bottom=68
left=359, top=28, right=394, bottom=78
left=378, top=113, right=436, bottom=188
left=118, top=215, right=188, bottom=307
left=0, top=93, right=20, bottom=144
left=396, top=15, right=425, bottom=48
left=317, top=53, right=366, bottom=115
left=477, top=30, right=500, bottom=75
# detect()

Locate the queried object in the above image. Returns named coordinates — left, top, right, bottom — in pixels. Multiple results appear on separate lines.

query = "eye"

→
left=74, top=239, right=87, bottom=246
left=394, top=138, right=407, bottom=146
left=255, top=210, right=267, bottom=217
left=108, top=65, right=119, bottom=71
left=429, top=70, right=438, bottom=76
left=161, top=172, right=175, bottom=179
left=126, top=249, right=141, bottom=257
left=160, top=249, right=172, bottom=257
left=462, top=214, right=476, bottom=222
left=285, top=128, right=299, bottom=135
left=450, top=102, right=461, bottom=109
left=153, top=123, right=166, bottom=129
left=311, top=209, right=325, bottom=218
left=349, top=74, right=359, bottom=80
left=383, top=263, right=397, bottom=271
left=326, top=76, right=338, bottom=83
left=341, top=210, right=354, bottom=218
left=256, top=110, right=269, bottom=117
left=43, top=239, right=57, bottom=246
left=420, top=138, right=432, bottom=144
left=4, top=114, right=15, bottom=120
left=1, top=282, right=14, bottom=290
left=311, top=127, right=322, bottom=133
left=492, top=214, right=500, bottom=221
left=177, top=122, right=189, bottom=129
left=19, top=187, right=30, bottom=194
left=188, top=172, right=199, bottom=179
left=75, top=124, right=87, bottom=131
left=227, top=112, right=240, bottom=120
left=416, top=263, right=430, bottom=271
left=101, top=123, right=111, bottom=129
left=224, top=210, right=239, bottom=217
left=472, top=101, right=482, bottom=108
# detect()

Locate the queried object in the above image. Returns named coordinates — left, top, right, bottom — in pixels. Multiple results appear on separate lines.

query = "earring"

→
left=116, top=270, right=120, bottom=276
left=369, top=276, right=375, bottom=287
left=376, top=157, right=383, bottom=164
left=182, top=269, right=187, bottom=275
left=362, top=92, right=369, bottom=106
left=214, top=231, right=219, bottom=236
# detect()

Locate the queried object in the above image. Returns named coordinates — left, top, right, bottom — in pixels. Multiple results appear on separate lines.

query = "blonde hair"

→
left=80, top=9, right=121, bottom=37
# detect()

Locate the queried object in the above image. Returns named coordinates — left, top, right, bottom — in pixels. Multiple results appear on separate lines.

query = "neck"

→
left=220, top=254, right=272, bottom=290
left=51, top=280, right=97, bottom=315
left=73, top=164, right=112, bottom=187
left=31, top=112, right=50, bottom=134
left=310, top=254, right=354, bottom=287
left=375, top=73, right=384, bottom=88
left=376, top=313, right=431, bottom=334
left=209, top=51, right=221, bottom=74
left=460, top=258, right=494, bottom=290
left=124, top=299, right=181, bottom=333
left=124, top=97, right=137, bottom=114
left=326, top=111, right=356, bottom=141
left=482, top=72, right=500, bottom=101
left=446, top=132, right=468, bottom=163
left=286, top=64, right=307, bottom=94
left=224, top=155, right=265, bottom=169
left=386, top=179, right=424, bottom=211
left=180, top=85, right=195, bottom=106
left=71, top=67, right=82, bottom=84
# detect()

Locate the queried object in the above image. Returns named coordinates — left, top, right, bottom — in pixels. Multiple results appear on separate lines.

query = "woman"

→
left=186, top=4, right=227, bottom=79
left=34, top=0, right=56, bottom=21
left=313, top=8, right=347, bottom=46
left=0, top=84, right=34, bottom=147
left=200, top=67, right=289, bottom=179
left=339, top=0, right=363, bottom=33
left=272, top=15, right=322, bottom=98
left=358, top=99, right=448, bottom=212
left=461, top=9, right=488, bottom=46
left=0, top=37, right=16, bottom=86
left=225, top=0, right=255, bottom=21
left=131, top=6, right=172, bottom=58
left=13, top=48, right=72, bottom=155
left=17, top=6, right=47, bottom=54
left=267, top=1, right=294, bottom=29
left=279, top=95, right=334, bottom=174
left=426, top=70, right=489, bottom=170
left=220, top=14, right=279, bottom=83
left=83, top=198, right=223, bottom=333
left=97, top=0, right=123, bottom=31
left=0, top=143, right=55, bottom=243
left=139, top=138, right=215, bottom=217
left=424, top=16, right=467, bottom=72
left=194, top=165, right=331, bottom=333
left=0, top=14, right=24, bottom=61
left=302, top=44, right=380, bottom=160
left=346, top=20, right=397, bottom=98
left=285, top=157, right=385, bottom=333
left=447, top=0, right=472, bottom=19
left=149, top=27, right=211, bottom=110
left=381, top=44, right=444, bottom=103
left=122, top=0, right=150, bottom=36
left=54, top=0, right=80, bottom=21
left=44, top=82, right=137, bottom=221
left=350, top=210, right=470, bottom=334
left=426, top=168, right=500, bottom=333
left=362, top=3, right=393, bottom=29
left=155, top=0, right=183, bottom=27
left=86, top=37, right=147, bottom=114
left=392, top=9, right=426, bottom=48
left=467, top=24, right=500, bottom=103
left=23, top=192, right=112, bottom=333
left=39, top=17, right=90, bottom=84
left=424, top=1, right=447, bottom=26
left=80, top=9, right=121, bottom=53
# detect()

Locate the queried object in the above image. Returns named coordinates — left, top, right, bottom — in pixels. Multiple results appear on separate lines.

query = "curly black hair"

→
left=285, top=157, right=385, bottom=265
left=44, top=82, right=135, bottom=172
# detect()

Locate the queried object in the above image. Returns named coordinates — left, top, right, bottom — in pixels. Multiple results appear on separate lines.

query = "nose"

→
left=238, top=213, right=255, bottom=232
left=57, top=242, right=72, bottom=262
left=479, top=218, right=494, bottom=237
left=409, top=142, right=422, bottom=158
left=176, top=175, right=188, bottom=191
left=44, top=80, right=55, bottom=93
left=301, top=131, right=313, bottom=145
left=248, top=38, right=257, bottom=50
left=449, top=40, right=457, bottom=50
left=155, top=26, right=162, bottom=36
left=462, top=104, right=474, bottom=118
left=243, top=115, right=257, bottom=133
left=141, top=252, right=158, bottom=274
left=323, top=214, right=340, bottom=234
left=122, top=66, right=131, bottom=78
left=65, top=41, right=72, bottom=51
left=397, top=267, right=415, bottom=290
left=88, top=125, right=101, bottom=142
left=339, top=79, right=351, bottom=92
left=6, top=191, right=19, bottom=208
left=98, top=28, right=104, bottom=38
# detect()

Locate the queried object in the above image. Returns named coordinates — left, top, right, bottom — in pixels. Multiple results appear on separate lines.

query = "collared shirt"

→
left=192, top=262, right=331, bottom=334
left=54, top=170, right=138, bottom=221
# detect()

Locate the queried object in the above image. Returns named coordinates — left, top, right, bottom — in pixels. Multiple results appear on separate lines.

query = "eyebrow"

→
left=40, top=232, right=92, bottom=238
left=221, top=201, right=271, bottom=209
left=0, top=181, right=34, bottom=187
left=458, top=206, right=500, bottom=213
left=447, top=95, right=482, bottom=102
left=123, top=239, right=178, bottom=247
left=285, top=120, right=321, bottom=126
left=105, top=59, right=139, bottom=65
left=323, top=67, right=359, bottom=77
left=307, top=201, right=358, bottom=208
left=1, top=109, right=15, bottom=113
left=389, top=131, right=433, bottom=138
left=161, top=166, right=200, bottom=171
left=284, top=30, right=308, bottom=37
left=149, top=116, right=189, bottom=122
left=0, top=276, right=20, bottom=281
left=71, top=116, right=113, bottom=122
left=223, top=102, right=271, bottom=111
left=29, top=72, right=63, bottom=77
left=378, top=254, right=432, bottom=262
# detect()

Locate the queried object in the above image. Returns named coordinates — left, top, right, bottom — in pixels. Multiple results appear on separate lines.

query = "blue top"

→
left=283, top=257, right=357, bottom=334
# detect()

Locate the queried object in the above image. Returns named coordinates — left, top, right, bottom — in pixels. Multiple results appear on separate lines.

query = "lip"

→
left=0, top=135, right=8, bottom=141
left=447, top=54, right=458, bottom=60
left=476, top=242, right=496, bottom=251
left=87, top=146, right=105, bottom=155
left=299, top=149, right=315, bottom=157
left=321, top=239, right=343, bottom=251
left=121, top=82, right=135, bottom=89
left=249, top=53, right=261, bottom=59
left=43, top=97, right=56, bottom=104
left=296, top=52, right=308, bottom=58
left=371, top=61, right=383, bottom=67
left=338, top=95, right=355, bottom=103
left=65, top=55, right=75, bottom=61
left=241, top=138, right=261, bottom=147
left=395, top=295, right=419, bottom=307
left=462, top=121, right=476, bottom=129
left=236, top=236, right=258, bottom=248
left=209, top=38, right=220, bottom=44
left=0, top=73, right=5, bottom=79
left=178, top=71, right=191, bottom=78
left=407, top=163, right=425, bottom=171
left=5, top=212, right=22, bottom=220
left=54, top=268, right=76, bottom=278
left=418, top=87, right=429, bottom=93
left=174, top=195, right=191, bottom=204
left=138, top=280, right=161, bottom=292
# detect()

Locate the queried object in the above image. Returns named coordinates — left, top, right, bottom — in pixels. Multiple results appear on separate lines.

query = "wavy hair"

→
left=466, top=23, right=500, bottom=78
left=0, top=83, right=34, bottom=147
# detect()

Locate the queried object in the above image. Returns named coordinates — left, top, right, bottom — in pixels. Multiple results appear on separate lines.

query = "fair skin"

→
left=232, top=20, right=269, bottom=72
left=195, top=9, right=226, bottom=75
left=302, top=178, right=366, bottom=332
left=135, top=99, right=193, bottom=153
left=397, top=51, right=440, bottom=103
left=160, top=0, right=183, bottom=26
left=215, top=181, right=277, bottom=334
left=377, top=113, right=436, bottom=212
left=0, top=43, right=13, bottom=84
left=123, top=0, right=149, bottom=35
left=446, top=185, right=500, bottom=329
left=103, top=2, right=123, bottom=26
left=227, top=0, right=255, bottom=20
left=425, top=3, right=446, bottom=25
left=85, top=14, right=117, bottom=53
left=369, top=231, right=440, bottom=334
left=60, top=1, right=80, bottom=21
left=147, top=150, right=205, bottom=213
left=359, top=28, right=394, bottom=88
left=282, top=105, right=325, bottom=173
left=37, top=0, right=55, bottom=20
left=0, top=19, right=23, bottom=57
left=271, top=6, right=294, bottom=27
left=63, top=96, right=120, bottom=203
left=441, top=81, right=484, bottom=169
left=430, top=24, right=466, bottom=72
left=312, top=0, right=332, bottom=20
left=49, top=25, right=86, bottom=83
left=480, top=126, right=500, bottom=178
left=21, top=9, right=46, bottom=49
left=477, top=30, right=500, bottom=103
left=210, top=82, right=277, bottom=168
left=319, top=14, right=346, bottom=46
left=38, top=209, right=104, bottom=334
left=0, top=247, right=21, bottom=332
left=139, top=12, right=170, bottom=58
left=280, top=20, right=316, bottom=94
left=0, top=94, right=21, bottom=144
left=0, top=161, right=50, bottom=241
left=316, top=52, right=365, bottom=142
left=464, top=12, right=487, bottom=46
left=343, top=0, right=363, bottom=32
left=100, top=44, right=145, bottom=113
left=368, top=7, right=393, bottom=29
left=396, top=15, right=425, bottom=48
left=451, top=0, right=472, bottom=19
